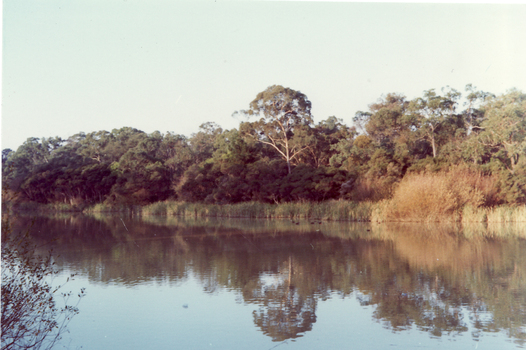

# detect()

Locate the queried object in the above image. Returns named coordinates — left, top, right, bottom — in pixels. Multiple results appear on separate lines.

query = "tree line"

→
left=2, top=84, right=526, bottom=207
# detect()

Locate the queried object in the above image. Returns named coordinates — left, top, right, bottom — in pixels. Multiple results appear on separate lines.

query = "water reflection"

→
left=11, top=214, right=526, bottom=346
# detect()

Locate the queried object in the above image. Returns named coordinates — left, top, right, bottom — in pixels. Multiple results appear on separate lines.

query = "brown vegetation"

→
left=373, top=167, right=505, bottom=222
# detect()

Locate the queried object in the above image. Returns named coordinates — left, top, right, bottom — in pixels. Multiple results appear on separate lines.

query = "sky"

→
left=2, top=0, right=526, bottom=151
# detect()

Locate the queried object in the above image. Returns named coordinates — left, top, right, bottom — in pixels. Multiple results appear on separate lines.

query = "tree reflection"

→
left=246, top=257, right=317, bottom=341
left=12, top=214, right=526, bottom=345
left=252, top=284, right=316, bottom=341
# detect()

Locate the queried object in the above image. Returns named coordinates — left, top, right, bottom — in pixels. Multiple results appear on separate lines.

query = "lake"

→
left=9, top=213, right=526, bottom=349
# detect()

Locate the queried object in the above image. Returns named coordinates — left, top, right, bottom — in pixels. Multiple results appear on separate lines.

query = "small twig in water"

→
left=268, top=340, right=288, bottom=350
left=120, top=218, right=129, bottom=231
left=242, top=235, right=259, bottom=249
left=120, top=218, right=138, bottom=246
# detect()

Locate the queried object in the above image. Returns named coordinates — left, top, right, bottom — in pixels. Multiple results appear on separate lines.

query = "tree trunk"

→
left=285, top=138, right=292, bottom=174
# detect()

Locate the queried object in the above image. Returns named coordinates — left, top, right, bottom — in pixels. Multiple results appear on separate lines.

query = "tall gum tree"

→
left=409, top=87, right=461, bottom=158
left=477, top=89, right=526, bottom=173
left=235, top=85, right=313, bottom=174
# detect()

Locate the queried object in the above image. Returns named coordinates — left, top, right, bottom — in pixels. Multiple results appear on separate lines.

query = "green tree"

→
left=104, top=127, right=148, bottom=163
left=108, top=132, right=171, bottom=204
left=156, top=132, right=193, bottom=183
left=360, top=93, right=413, bottom=146
left=477, top=89, right=526, bottom=174
left=75, top=130, right=113, bottom=164
left=278, top=164, right=347, bottom=202
left=236, top=85, right=313, bottom=174
left=189, top=122, right=223, bottom=165
left=300, top=116, right=357, bottom=169
left=353, top=93, right=420, bottom=173
left=409, top=88, right=462, bottom=158
left=3, top=137, right=63, bottom=189
left=462, top=84, right=494, bottom=135
left=2, top=149, right=13, bottom=168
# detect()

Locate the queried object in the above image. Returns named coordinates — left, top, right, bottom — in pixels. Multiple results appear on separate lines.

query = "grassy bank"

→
left=9, top=195, right=526, bottom=224
left=12, top=201, right=85, bottom=213
left=83, top=203, right=142, bottom=215
left=10, top=199, right=373, bottom=221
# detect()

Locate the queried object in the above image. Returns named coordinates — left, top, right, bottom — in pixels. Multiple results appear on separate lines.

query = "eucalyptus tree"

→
left=236, top=85, right=313, bottom=174
left=477, top=89, right=526, bottom=174
left=109, top=132, right=171, bottom=204
left=188, top=122, right=223, bottom=165
left=355, top=93, right=419, bottom=169
left=463, top=84, right=495, bottom=135
left=299, top=116, right=357, bottom=169
left=2, top=149, right=13, bottom=174
left=75, top=130, right=113, bottom=164
left=4, top=137, right=64, bottom=189
left=105, top=127, right=148, bottom=163
left=360, top=93, right=413, bottom=146
left=157, top=132, right=193, bottom=183
left=409, top=88, right=462, bottom=158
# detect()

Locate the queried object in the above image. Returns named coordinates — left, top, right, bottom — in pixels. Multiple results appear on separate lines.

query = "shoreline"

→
left=7, top=200, right=526, bottom=224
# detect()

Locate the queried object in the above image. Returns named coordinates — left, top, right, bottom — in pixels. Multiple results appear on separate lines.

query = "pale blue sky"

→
left=2, top=1, right=526, bottom=150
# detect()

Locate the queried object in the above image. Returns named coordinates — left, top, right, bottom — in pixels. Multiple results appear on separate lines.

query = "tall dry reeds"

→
left=349, top=177, right=395, bottom=202
left=486, top=206, right=526, bottom=223
left=374, top=167, right=499, bottom=222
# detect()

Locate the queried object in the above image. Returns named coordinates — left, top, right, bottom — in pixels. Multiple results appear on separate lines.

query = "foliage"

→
left=236, top=85, right=313, bottom=174
left=1, top=214, right=85, bottom=349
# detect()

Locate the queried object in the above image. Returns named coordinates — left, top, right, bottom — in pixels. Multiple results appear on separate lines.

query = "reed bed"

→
left=486, top=206, right=526, bottom=223
left=84, top=203, right=140, bottom=214
left=13, top=201, right=82, bottom=212
left=461, top=205, right=488, bottom=223
left=460, top=205, right=526, bottom=224
left=12, top=190, right=525, bottom=225
left=374, top=168, right=495, bottom=222
left=146, top=200, right=523, bottom=224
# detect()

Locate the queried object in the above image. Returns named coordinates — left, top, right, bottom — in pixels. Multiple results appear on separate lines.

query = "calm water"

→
left=11, top=214, right=526, bottom=349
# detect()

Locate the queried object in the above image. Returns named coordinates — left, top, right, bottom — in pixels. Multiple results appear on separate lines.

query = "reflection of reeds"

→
left=380, top=223, right=505, bottom=274
left=141, top=200, right=374, bottom=221
left=134, top=214, right=381, bottom=239
left=486, top=222, right=526, bottom=238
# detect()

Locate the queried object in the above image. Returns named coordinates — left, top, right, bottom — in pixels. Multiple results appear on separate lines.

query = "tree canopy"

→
left=236, top=85, right=313, bottom=174
left=3, top=85, right=526, bottom=207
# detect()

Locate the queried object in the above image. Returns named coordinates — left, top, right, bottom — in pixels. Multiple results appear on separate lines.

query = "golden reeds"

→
left=375, top=167, right=499, bottom=222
